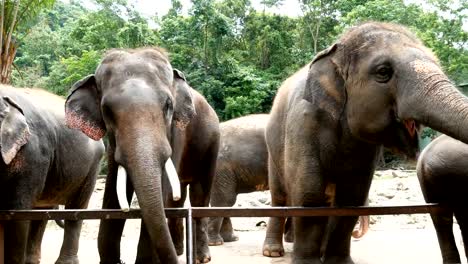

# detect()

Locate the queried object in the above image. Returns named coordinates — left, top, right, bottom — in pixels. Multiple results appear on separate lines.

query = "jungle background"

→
left=1, top=0, right=467, bottom=169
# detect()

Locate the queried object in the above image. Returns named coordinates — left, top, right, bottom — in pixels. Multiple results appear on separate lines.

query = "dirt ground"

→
left=40, top=170, right=467, bottom=264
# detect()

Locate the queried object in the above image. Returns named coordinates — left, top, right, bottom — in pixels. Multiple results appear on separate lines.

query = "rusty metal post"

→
left=186, top=208, right=193, bottom=264
left=0, top=221, right=4, bottom=264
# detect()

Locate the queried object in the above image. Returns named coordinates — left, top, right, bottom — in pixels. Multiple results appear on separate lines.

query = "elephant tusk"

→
left=117, top=165, right=130, bottom=212
left=165, top=158, right=181, bottom=201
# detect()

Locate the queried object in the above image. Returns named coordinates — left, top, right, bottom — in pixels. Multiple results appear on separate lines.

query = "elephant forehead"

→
left=101, top=60, right=172, bottom=86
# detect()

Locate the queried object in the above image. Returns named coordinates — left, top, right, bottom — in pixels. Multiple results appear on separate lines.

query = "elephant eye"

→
left=375, top=65, right=393, bottom=83
left=163, top=97, right=173, bottom=122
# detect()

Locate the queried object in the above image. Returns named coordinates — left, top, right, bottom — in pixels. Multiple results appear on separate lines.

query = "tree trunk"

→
left=1, top=0, right=20, bottom=84
left=0, top=0, right=5, bottom=59
left=0, top=41, right=16, bottom=83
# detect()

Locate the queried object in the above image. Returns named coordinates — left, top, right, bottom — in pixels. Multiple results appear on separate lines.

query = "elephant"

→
left=65, top=47, right=220, bottom=264
left=417, top=134, right=468, bottom=263
left=208, top=114, right=369, bottom=246
left=262, top=21, right=468, bottom=264
left=208, top=114, right=271, bottom=245
left=0, top=86, right=105, bottom=264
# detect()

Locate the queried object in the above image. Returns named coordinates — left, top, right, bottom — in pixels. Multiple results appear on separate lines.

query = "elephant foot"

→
left=196, top=256, right=211, bottom=263
left=55, top=255, right=79, bottom=264
left=220, top=232, right=239, bottom=243
left=196, top=242, right=212, bottom=263
left=262, top=243, right=284, bottom=257
left=323, top=256, right=354, bottom=264
left=208, top=234, right=224, bottom=246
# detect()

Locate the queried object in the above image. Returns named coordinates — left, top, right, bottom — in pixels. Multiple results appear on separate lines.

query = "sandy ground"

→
left=39, top=170, right=467, bottom=264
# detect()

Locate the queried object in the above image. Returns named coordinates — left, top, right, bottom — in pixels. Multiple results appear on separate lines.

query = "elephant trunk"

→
left=117, top=159, right=181, bottom=212
left=120, top=134, right=179, bottom=263
left=398, top=60, right=468, bottom=145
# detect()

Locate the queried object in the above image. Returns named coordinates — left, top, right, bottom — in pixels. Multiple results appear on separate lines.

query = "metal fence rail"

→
left=0, top=204, right=446, bottom=264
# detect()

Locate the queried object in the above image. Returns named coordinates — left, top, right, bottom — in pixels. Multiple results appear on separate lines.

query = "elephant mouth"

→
left=382, top=118, right=421, bottom=160
left=403, top=119, right=419, bottom=139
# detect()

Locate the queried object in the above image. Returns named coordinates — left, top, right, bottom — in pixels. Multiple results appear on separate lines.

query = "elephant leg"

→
left=220, top=217, right=239, bottom=243
left=190, top=180, right=212, bottom=263
left=455, top=209, right=468, bottom=263
left=263, top=156, right=288, bottom=258
left=166, top=184, right=188, bottom=256
left=4, top=192, right=35, bottom=264
left=25, top=219, right=48, bottom=264
left=56, top=219, right=82, bottom=264
left=5, top=220, right=29, bottom=264
left=284, top=217, right=294, bottom=243
left=57, top=175, right=97, bottom=264
left=208, top=176, right=237, bottom=246
left=431, top=208, right=462, bottom=264
left=290, top=178, right=328, bottom=264
left=188, top=145, right=218, bottom=264
left=322, top=174, right=373, bottom=264
left=98, top=165, right=133, bottom=264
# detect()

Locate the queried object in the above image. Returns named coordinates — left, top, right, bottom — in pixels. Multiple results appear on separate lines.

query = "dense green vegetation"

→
left=8, top=0, right=468, bottom=121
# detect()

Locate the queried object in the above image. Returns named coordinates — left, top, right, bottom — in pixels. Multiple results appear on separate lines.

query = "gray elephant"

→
left=0, top=86, right=104, bottom=264
left=65, top=47, right=220, bottom=263
left=417, top=135, right=468, bottom=263
left=262, top=21, right=468, bottom=264
left=208, top=114, right=368, bottom=246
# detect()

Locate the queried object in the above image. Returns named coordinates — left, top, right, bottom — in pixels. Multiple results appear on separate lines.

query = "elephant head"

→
left=65, top=48, right=195, bottom=262
left=0, top=96, right=30, bottom=165
left=306, top=22, right=468, bottom=158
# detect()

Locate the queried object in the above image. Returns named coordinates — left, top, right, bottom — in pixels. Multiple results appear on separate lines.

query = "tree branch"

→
left=0, top=0, right=5, bottom=59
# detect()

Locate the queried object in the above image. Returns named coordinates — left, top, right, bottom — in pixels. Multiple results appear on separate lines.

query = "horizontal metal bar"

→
left=0, top=204, right=446, bottom=220
left=0, top=209, right=187, bottom=221
left=190, top=204, right=447, bottom=218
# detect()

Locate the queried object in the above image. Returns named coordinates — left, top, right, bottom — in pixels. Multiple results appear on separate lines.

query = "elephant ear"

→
left=65, top=75, right=106, bottom=140
left=173, top=69, right=196, bottom=130
left=311, top=43, right=338, bottom=64
left=0, top=96, right=30, bottom=165
left=304, top=43, right=346, bottom=120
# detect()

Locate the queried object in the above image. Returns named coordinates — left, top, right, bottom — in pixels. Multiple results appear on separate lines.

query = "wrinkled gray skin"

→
left=417, top=135, right=468, bottom=264
left=208, top=114, right=368, bottom=246
left=65, top=48, right=220, bottom=264
left=0, top=86, right=104, bottom=264
left=263, top=21, right=468, bottom=264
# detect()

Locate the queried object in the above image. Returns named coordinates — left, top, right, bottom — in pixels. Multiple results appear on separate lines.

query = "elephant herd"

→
left=1, top=21, right=467, bottom=264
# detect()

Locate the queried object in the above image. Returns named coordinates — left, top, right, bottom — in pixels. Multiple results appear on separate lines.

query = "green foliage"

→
left=45, top=50, right=102, bottom=96
left=13, top=0, right=157, bottom=93
left=421, top=127, right=438, bottom=139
